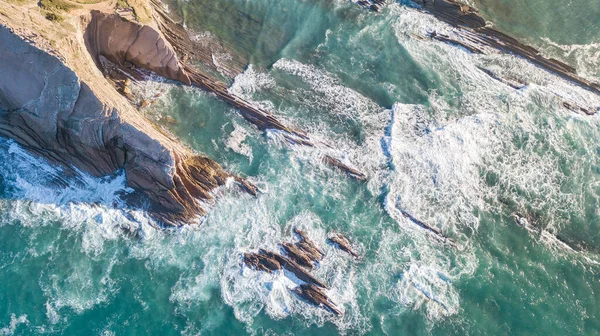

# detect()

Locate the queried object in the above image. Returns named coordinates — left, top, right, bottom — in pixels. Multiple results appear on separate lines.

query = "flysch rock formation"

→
left=412, top=0, right=600, bottom=99
left=146, top=4, right=368, bottom=180
left=243, top=229, right=366, bottom=316
left=355, top=0, right=600, bottom=112
left=86, top=9, right=366, bottom=180
left=0, top=25, right=255, bottom=225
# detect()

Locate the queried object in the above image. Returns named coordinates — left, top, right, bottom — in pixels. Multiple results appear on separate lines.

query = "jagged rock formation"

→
left=327, top=233, right=359, bottom=257
left=410, top=0, right=600, bottom=98
left=243, top=249, right=328, bottom=288
left=243, top=246, right=343, bottom=316
left=279, top=228, right=325, bottom=269
left=0, top=25, right=254, bottom=225
left=293, top=284, right=343, bottom=316
left=243, top=229, right=364, bottom=316
left=293, top=228, right=326, bottom=261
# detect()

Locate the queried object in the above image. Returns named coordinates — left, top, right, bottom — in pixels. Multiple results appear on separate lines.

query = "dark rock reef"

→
left=278, top=228, right=326, bottom=269
left=243, top=249, right=328, bottom=289
left=327, top=233, right=359, bottom=257
left=293, top=284, right=343, bottom=316
left=243, top=229, right=364, bottom=316
left=293, top=228, right=326, bottom=261
left=0, top=25, right=253, bottom=225
left=411, top=0, right=600, bottom=98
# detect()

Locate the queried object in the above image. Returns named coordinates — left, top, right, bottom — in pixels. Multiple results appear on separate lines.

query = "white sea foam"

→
left=1, top=3, right=600, bottom=334
left=271, top=57, right=390, bottom=186
left=225, top=121, right=254, bottom=162
left=229, top=64, right=277, bottom=113
left=273, top=59, right=380, bottom=121
left=0, top=314, right=28, bottom=336
left=216, top=210, right=370, bottom=332
left=539, top=38, right=600, bottom=82
left=396, top=262, right=460, bottom=319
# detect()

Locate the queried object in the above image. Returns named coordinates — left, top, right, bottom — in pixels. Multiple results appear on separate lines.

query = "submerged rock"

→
left=293, top=284, right=342, bottom=316
left=327, top=233, right=359, bottom=258
left=410, top=0, right=600, bottom=98
left=243, top=249, right=328, bottom=289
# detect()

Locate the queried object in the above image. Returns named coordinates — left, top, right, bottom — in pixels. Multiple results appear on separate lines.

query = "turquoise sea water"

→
left=2, top=0, right=600, bottom=334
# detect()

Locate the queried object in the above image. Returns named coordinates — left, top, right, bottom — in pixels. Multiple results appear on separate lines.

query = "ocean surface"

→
left=2, top=0, right=600, bottom=334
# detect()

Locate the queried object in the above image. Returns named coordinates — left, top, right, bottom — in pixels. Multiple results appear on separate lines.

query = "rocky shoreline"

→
left=0, top=0, right=366, bottom=225
left=3, top=0, right=597, bottom=226
left=0, top=24, right=256, bottom=225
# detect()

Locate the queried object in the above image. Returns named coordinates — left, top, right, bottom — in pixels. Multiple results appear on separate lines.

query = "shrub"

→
left=45, top=12, right=64, bottom=22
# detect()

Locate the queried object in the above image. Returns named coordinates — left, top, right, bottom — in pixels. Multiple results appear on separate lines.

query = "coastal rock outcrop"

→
left=244, top=249, right=328, bottom=289
left=279, top=228, right=326, bottom=269
left=87, top=9, right=367, bottom=180
left=293, top=284, right=343, bottom=316
left=243, top=228, right=363, bottom=316
left=293, top=228, right=326, bottom=262
left=0, top=25, right=249, bottom=224
left=411, top=0, right=600, bottom=98
left=327, top=233, right=359, bottom=258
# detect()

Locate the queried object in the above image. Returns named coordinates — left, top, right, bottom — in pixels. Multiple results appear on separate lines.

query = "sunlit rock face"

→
left=0, top=25, right=236, bottom=225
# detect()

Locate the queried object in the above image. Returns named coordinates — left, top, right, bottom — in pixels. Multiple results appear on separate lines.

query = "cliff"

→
left=85, top=9, right=366, bottom=179
left=0, top=8, right=253, bottom=225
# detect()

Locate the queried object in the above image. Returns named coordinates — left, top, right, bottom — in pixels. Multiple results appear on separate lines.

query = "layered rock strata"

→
left=243, top=229, right=364, bottom=316
left=413, top=0, right=600, bottom=98
left=120, top=6, right=367, bottom=180
left=293, top=284, right=343, bottom=316
left=0, top=25, right=253, bottom=225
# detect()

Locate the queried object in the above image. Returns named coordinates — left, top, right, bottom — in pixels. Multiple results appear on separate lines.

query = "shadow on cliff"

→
left=0, top=135, right=164, bottom=225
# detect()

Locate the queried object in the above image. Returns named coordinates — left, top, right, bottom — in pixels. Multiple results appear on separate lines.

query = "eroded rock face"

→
left=85, top=10, right=191, bottom=85
left=0, top=25, right=238, bottom=225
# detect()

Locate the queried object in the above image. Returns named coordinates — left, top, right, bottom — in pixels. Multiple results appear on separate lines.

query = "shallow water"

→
left=2, top=0, right=600, bottom=335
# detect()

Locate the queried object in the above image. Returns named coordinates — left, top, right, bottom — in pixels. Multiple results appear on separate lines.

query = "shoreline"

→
left=1, top=0, right=598, bottom=225
left=0, top=1, right=256, bottom=225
